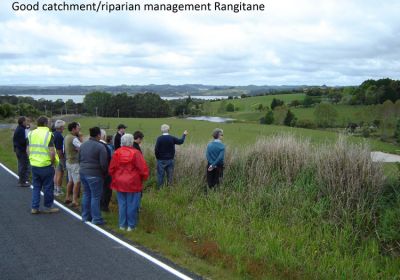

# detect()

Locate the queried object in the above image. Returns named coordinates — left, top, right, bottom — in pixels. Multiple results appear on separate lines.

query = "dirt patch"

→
left=245, top=258, right=307, bottom=280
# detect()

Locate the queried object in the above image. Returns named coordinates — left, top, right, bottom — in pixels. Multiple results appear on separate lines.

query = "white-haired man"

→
left=154, top=124, right=188, bottom=188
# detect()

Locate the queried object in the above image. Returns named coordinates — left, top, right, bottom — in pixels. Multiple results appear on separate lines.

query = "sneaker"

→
left=119, top=227, right=126, bottom=231
left=54, top=187, right=64, bottom=196
left=127, top=227, right=135, bottom=232
left=31, top=208, right=40, bottom=214
left=42, top=207, right=60, bottom=214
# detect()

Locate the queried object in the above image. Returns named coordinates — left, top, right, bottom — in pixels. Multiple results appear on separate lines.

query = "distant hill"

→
left=0, top=84, right=306, bottom=97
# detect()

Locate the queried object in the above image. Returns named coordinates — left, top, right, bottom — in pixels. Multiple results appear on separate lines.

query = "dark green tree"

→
left=284, top=110, right=296, bottom=126
left=83, top=91, right=112, bottom=117
left=226, top=103, right=235, bottom=112
left=303, top=95, right=317, bottom=107
left=271, top=98, right=284, bottom=110
left=264, top=110, right=274, bottom=124
left=0, top=103, right=16, bottom=118
left=289, top=100, right=301, bottom=107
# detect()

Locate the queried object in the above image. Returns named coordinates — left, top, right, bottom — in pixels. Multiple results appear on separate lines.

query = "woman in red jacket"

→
left=109, top=133, right=149, bottom=231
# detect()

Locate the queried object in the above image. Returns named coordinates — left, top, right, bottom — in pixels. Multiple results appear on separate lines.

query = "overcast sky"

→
left=0, top=0, right=399, bottom=86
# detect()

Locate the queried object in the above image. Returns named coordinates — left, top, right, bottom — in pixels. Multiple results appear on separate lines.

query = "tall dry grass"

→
left=244, top=135, right=312, bottom=187
left=145, top=134, right=385, bottom=224
left=315, top=136, right=385, bottom=222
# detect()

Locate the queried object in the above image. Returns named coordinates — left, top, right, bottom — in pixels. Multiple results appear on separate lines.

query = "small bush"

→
left=361, top=126, right=371, bottom=138
left=226, top=103, right=235, bottom=112
left=295, top=119, right=317, bottom=129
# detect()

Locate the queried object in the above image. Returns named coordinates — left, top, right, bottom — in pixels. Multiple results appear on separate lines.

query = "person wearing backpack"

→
left=108, top=134, right=149, bottom=231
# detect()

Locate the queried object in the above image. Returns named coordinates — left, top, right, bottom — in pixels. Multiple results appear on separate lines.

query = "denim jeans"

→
left=31, top=165, right=55, bottom=209
left=117, top=192, right=141, bottom=228
left=80, top=174, right=104, bottom=225
left=16, top=149, right=31, bottom=184
left=156, top=159, right=174, bottom=187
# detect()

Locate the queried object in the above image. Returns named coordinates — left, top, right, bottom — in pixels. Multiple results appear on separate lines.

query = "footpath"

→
left=371, top=151, right=400, bottom=162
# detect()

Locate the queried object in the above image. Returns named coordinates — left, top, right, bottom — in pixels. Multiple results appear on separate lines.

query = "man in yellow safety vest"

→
left=28, top=116, right=60, bottom=214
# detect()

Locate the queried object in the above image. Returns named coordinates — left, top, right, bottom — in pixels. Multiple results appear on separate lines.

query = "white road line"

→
left=0, top=162, right=193, bottom=280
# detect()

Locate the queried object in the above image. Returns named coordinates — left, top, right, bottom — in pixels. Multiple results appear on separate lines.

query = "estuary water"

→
left=3, top=94, right=228, bottom=103
left=186, top=116, right=234, bottom=123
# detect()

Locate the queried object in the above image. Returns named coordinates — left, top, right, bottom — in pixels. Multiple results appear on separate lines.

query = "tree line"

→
left=0, top=92, right=205, bottom=119
left=299, top=78, right=400, bottom=105
left=0, top=95, right=84, bottom=119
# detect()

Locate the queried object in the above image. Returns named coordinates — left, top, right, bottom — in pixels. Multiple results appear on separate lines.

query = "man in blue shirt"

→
left=13, top=116, right=31, bottom=187
left=154, top=124, right=188, bottom=188
left=206, top=128, right=225, bottom=189
left=53, top=120, right=65, bottom=196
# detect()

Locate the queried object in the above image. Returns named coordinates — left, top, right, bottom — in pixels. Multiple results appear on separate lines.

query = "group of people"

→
left=12, top=116, right=225, bottom=230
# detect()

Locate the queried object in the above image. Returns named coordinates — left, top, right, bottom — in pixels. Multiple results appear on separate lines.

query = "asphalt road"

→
left=0, top=164, right=196, bottom=280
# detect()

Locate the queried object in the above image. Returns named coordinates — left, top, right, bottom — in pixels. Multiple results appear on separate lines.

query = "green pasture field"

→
left=209, top=93, right=305, bottom=113
left=210, top=94, right=371, bottom=126
left=75, top=117, right=399, bottom=153
left=292, top=105, right=368, bottom=125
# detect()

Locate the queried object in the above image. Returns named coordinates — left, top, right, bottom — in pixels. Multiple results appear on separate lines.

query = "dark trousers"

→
left=31, top=166, right=54, bottom=209
left=206, top=165, right=223, bottom=189
left=100, top=175, right=112, bottom=211
left=16, top=149, right=30, bottom=184
left=157, top=159, right=174, bottom=187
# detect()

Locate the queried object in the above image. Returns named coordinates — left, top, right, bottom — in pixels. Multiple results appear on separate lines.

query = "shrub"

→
left=264, top=110, right=274, bottom=124
left=361, top=126, right=371, bottom=138
left=284, top=110, right=296, bottom=126
left=226, top=103, right=235, bottom=112
left=295, top=119, right=316, bottom=129
left=289, top=100, right=301, bottom=107
left=271, top=98, right=284, bottom=110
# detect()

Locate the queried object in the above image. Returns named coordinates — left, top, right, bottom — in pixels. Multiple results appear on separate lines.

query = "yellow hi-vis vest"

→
left=28, top=127, right=54, bottom=167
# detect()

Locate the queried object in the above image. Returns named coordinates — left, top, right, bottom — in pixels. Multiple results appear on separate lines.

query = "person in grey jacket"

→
left=79, top=127, right=109, bottom=225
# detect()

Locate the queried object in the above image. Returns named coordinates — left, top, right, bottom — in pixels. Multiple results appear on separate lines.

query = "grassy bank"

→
left=1, top=125, right=399, bottom=279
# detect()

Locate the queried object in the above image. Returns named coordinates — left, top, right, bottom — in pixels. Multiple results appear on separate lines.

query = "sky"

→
left=0, top=0, right=399, bottom=86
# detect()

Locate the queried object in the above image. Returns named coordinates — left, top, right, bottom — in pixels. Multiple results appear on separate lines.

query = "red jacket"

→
left=109, top=146, right=149, bottom=193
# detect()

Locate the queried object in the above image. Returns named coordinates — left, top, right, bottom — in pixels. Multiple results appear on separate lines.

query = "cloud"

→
left=0, top=0, right=399, bottom=85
